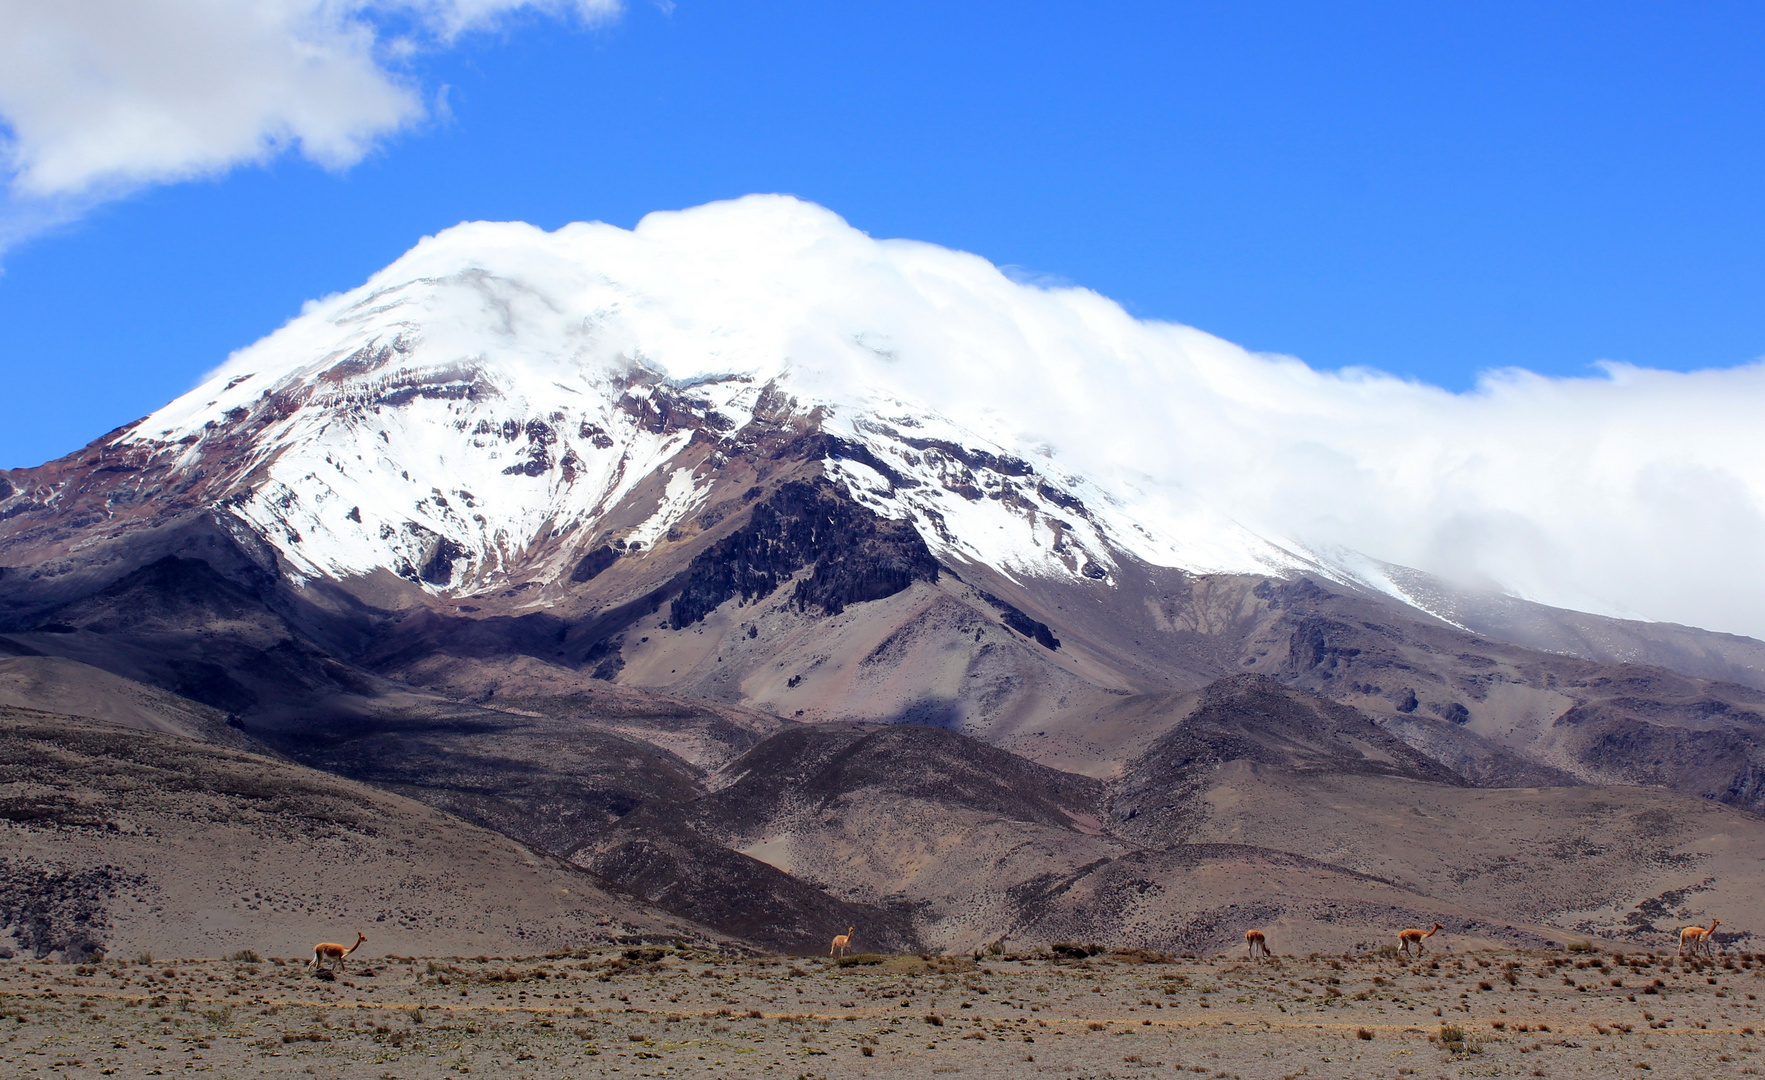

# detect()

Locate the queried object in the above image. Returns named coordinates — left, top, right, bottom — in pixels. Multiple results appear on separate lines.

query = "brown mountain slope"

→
left=573, top=809, right=923, bottom=955
left=1108, top=676, right=1765, bottom=947
left=1232, top=578, right=1765, bottom=810
left=398, top=717, right=1117, bottom=954
left=0, top=708, right=727, bottom=961
left=1005, top=844, right=1559, bottom=956
left=0, top=649, right=254, bottom=749
left=4, top=646, right=1761, bottom=960
left=1141, top=760, right=1765, bottom=946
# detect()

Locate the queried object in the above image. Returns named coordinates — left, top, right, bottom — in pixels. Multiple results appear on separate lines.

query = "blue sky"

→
left=1, top=0, right=1762, bottom=470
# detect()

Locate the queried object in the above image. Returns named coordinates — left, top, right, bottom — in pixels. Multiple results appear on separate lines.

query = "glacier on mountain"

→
left=121, top=196, right=1319, bottom=598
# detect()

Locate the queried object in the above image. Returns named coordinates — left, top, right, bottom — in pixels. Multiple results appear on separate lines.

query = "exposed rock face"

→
left=667, top=479, right=940, bottom=629
left=977, top=591, right=1061, bottom=650
left=569, top=544, right=619, bottom=583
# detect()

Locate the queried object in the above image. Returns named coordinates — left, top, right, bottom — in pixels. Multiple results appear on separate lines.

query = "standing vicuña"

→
left=1397, top=923, right=1442, bottom=956
left=1244, top=929, right=1270, bottom=960
left=1678, top=918, right=1720, bottom=959
left=829, top=927, right=855, bottom=957
left=309, top=932, right=367, bottom=972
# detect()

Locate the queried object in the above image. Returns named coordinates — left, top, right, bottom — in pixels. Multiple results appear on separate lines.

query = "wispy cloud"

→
left=0, top=0, right=619, bottom=249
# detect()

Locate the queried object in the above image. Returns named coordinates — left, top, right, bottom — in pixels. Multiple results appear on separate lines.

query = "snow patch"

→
left=626, top=467, right=712, bottom=550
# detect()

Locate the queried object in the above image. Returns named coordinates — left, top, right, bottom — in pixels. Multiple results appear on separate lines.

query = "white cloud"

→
left=0, top=0, right=618, bottom=242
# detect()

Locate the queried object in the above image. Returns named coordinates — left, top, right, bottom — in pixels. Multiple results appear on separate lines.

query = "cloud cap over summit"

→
left=162, top=194, right=1765, bottom=639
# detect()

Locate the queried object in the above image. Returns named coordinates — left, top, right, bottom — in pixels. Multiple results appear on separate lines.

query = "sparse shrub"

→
left=1050, top=943, right=1103, bottom=959
left=1111, top=948, right=1175, bottom=964
left=1357, top=1027, right=1374, bottom=1040
left=228, top=950, right=261, bottom=963
left=282, top=1027, right=333, bottom=1044
left=924, top=1014, right=944, bottom=1027
left=1567, top=942, right=1597, bottom=953
left=835, top=953, right=883, bottom=967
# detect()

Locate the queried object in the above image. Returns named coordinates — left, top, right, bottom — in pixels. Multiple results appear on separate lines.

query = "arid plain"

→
left=1, top=945, right=1759, bottom=1079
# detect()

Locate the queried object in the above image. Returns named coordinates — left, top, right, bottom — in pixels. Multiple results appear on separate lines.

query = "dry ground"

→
left=1, top=945, right=1760, bottom=1079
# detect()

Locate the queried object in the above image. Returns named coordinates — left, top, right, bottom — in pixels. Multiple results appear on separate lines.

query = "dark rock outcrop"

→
left=668, top=479, right=939, bottom=629
left=977, top=591, right=1060, bottom=650
left=569, top=545, right=619, bottom=583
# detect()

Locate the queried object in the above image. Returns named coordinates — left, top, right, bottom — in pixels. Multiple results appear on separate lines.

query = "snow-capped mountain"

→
left=8, top=194, right=1765, bottom=884
left=4, top=195, right=1763, bottom=658
left=94, top=196, right=1331, bottom=604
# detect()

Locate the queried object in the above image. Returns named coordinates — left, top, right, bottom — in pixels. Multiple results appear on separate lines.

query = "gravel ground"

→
left=0, top=946, right=1759, bottom=1078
